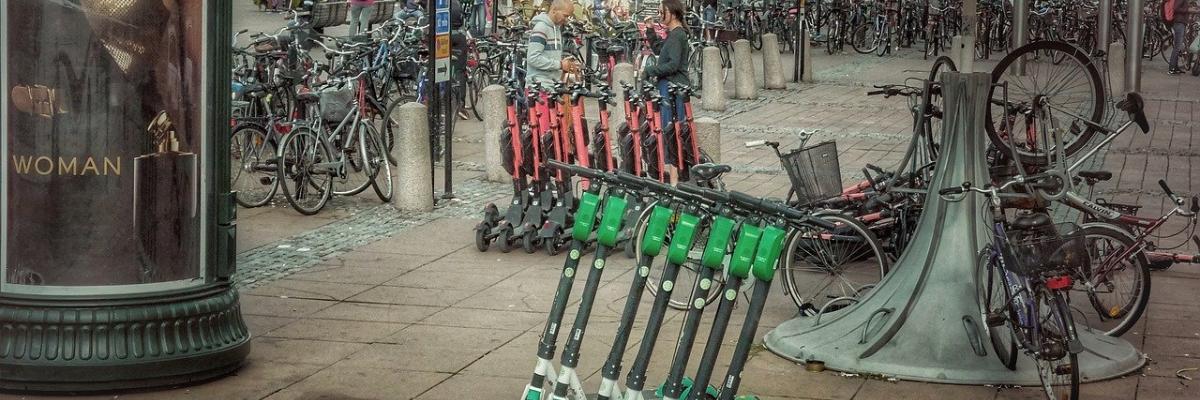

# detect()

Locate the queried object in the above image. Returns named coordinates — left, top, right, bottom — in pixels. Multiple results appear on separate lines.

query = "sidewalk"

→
left=9, top=7, right=1197, bottom=399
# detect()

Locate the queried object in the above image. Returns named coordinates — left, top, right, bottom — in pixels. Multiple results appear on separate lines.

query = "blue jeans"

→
left=349, top=4, right=374, bottom=36
left=1171, top=22, right=1187, bottom=70
left=657, top=80, right=686, bottom=166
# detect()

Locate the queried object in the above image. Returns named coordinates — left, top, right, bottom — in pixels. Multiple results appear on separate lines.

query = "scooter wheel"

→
left=475, top=224, right=492, bottom=252
left=544, top=237, right=560, bottom=256
left=522, top=230, right=538, bottom=254
left=498, top=226, right=514, bottom=253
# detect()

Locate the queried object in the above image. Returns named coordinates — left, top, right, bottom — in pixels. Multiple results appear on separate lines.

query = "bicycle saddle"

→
left=1076, top=170, right=1112, bottom=182
left=1010, top=213, right=1053, bottom=231
left=1116, top=92, right=1150, bottom=133
left=690, top=163, right=732, bottom=182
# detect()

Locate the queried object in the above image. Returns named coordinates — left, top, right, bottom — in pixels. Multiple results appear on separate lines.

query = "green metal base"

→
left=0, top=284, right=251, bottom=393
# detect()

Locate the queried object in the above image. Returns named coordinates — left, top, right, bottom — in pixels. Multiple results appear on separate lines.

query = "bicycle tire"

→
left=987, top=40, right=1104, bottom=166
left=364, top=123, right=394, bottom=202
left=851, top=23, right=880, bottom=54
left=231, top=122, right=279, bottom=208
left=637, top=202, right=724, bottom=311
left=976, top=245, right=1018, bottom=370
left=278, top=127, right=333, bottom=215
left=331, top=123, right=376, bottom=197
left=781, top=213, right=890, bottom=314
left=688, top=47, right=704, bottom=91
left=1073, top=223, right=1151, bottom=337
left=1036, top=288, right=1080, bottom=400
left=469, top=66, right=490, bottom=121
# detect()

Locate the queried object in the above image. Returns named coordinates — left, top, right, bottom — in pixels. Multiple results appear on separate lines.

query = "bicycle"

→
left=277, top=65, right=394, bottom=215
left=939, top=175, right=1084, bottom=400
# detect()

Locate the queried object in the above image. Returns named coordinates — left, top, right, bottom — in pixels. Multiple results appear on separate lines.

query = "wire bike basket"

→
left=1002, top=222, right=1091, bottom=276
left=781, top=141, right=843, bottom=206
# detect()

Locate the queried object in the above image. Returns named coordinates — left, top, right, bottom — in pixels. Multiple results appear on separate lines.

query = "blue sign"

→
left=436, top=0, right=449, bottom=10
left=435, top=11, right=450, bottom=35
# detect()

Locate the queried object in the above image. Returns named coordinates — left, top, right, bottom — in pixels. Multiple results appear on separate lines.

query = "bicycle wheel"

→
left=781, top=213, right=889, bottom=314
left=748, top=16, right=763, bottom=50
left=468, top=66, right=490, bottom=121
left=876, top=23, right=891, bottom=56
left=1070, top=224, right=1150, bottom=337
left=331, top=123, right=376, bottom=197
left=278, top=127, right=333, bottom=215
left=637, top=203, right=724, bottom=311
left=851, top=23, right=880, bottom=54
left=231, top=122, right=279, bottom=208
left=688, top=47, right=704, bottom=91
left=363, top=122, right=394, bottom=202
left=923, top=55, right=957, bottom=158
left=976, top=245, right=1018, bottom=370
left=987, top=40, right=1104, bottom=166
left=1036, top=287, right=1080, bottom=400
left=382, top=99, right=405, bottom=162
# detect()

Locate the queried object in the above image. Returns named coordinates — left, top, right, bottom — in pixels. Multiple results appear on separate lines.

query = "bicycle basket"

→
left=317, top=84, right=356, bottom=122
left=1002, top=222, right=1091, bottom=276
left=780, top=141, right=842, bottom=206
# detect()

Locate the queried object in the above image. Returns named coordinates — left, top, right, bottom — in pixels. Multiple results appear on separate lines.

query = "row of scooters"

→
left=474, top=77, right=708, bottom=257
left=520, top=160, right=832, bottom=400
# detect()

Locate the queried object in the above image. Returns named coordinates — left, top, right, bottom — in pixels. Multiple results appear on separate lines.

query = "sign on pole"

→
left=434, top=3, right=451, bottom=83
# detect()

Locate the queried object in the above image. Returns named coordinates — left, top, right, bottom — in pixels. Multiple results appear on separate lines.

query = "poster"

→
left=3, top=0, right=206, bottom=290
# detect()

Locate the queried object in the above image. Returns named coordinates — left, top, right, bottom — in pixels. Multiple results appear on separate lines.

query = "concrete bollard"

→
left=732, top=39, right=757, bottom=99
left=695, top=117, right=721, bottom=163
left=761, top=33, right=786, bottom=89
left=392, top=102, right=434, bottom=212
left=1108, top=42, right=1126, bottom=95
left=611, top=63, right=636, bottom=134
left=960, top=35, right=976, bottom=72
left=950, top=35, right=963, bottom=71
left=802, top=32, right=814, bottom=82
left=481, top=85, right=508, bottom=182
left=702, top=46, right=727, bottom=111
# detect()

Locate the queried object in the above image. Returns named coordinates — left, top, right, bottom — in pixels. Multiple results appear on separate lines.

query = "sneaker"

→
left=1169, top=68, right=1183, bottom=75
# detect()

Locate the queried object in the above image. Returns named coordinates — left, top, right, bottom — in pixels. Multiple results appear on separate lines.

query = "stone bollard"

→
left=392, top=102, right=434, bottom=212
left=761, top=33, right=785, bottom=89
left=960, top=35, right=976, bottom=72
left=1108, top=42, right=1126, bottom=95
left=695, top=117, right=721, bottom=163
left=702, top=46, right=727, bottom=111
left=732, top=39, right=757, bottom=99
left=481, top=85, right=508, bottom=182
left=802, top=32, right=814, bottom=82
left=611, top=63, right=636, bottom=134
left=950, top=35, right=963, bottom=70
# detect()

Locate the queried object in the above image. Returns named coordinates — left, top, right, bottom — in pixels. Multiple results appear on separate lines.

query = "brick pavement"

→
left=8, top=5, right=1196, bottom=400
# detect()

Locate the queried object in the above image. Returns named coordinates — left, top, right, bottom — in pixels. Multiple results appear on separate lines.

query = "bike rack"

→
left=762, top=72, right=1144, bottom=385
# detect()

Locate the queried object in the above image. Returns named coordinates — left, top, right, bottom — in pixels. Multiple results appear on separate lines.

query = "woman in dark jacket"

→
left=643, top=0, right=690, bottom=181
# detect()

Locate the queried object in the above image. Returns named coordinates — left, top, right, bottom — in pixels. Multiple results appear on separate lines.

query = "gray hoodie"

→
left=525, top=13, right=563, bottom=88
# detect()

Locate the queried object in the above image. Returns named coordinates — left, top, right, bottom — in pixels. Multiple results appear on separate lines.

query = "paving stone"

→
left=419, top=307, right=546, bottom=331
left=308, top=302, right=443, bottom=324
left=239, top=294, right=336, bottom=318
left=248, top=337, right=367, bottom=366
left=415, top=374, right=531, bottom=400
left=244, top=315, right=298, bottom=337
left=347, top=286, right=476, bottom=308
left=263, top=365, right=449, bottom=400
left=1134, top=376, right=1199, bottom=400
left=246, top=279, right=375, bottom=301
left=266, top=318, right=407, bottom=343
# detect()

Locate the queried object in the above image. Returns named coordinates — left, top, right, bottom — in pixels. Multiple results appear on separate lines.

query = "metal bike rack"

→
left=762, top=72, right=1145, bottom=385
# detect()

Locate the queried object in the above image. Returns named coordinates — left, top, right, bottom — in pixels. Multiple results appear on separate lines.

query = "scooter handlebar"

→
left=546, top=160, right=603, bottom=181
left=677, top=182, right=731, bottom=204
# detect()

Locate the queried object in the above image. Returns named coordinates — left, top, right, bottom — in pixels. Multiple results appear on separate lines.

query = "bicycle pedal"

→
left=1053, top=363, right=1073, bottom=376
left=259, top=176, right=276, bottom=185
left=985, top=312, right=1006, bottom=327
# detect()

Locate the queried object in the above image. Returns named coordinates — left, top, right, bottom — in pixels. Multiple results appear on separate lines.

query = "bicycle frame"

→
left=623, top=85, right=644, bottom=177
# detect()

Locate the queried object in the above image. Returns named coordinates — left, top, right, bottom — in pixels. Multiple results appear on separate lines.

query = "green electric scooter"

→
left=521, top=161, right=607, bottom=400
left=545, top=162, right=630, bottom=400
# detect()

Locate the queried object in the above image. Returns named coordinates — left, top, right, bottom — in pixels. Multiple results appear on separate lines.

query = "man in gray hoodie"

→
left=526, top=0, right=578, bottom=87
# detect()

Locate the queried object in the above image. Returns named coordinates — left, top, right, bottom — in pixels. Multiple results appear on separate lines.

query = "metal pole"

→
left=1012, top=0, right=1028, bottom=74
left=794, top=2, right=803, bottom=82
left=1125, top=0, right=1144, bottom=93
left=1097, top=0, right=1113, bottom=52
left=428, top=0, right=440, bottom=200
left=443, top=3, right=457, bottom=199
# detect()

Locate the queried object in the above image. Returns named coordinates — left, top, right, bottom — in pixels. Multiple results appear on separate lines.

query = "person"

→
left=642, top=0, right=690, bottom=182
left=348, top=0, right=376, bottom=37
left=1168, top=0, right=1190, bottom=75
left=525, top=0, right=580, bottom=88
left=394, top=0, right=424, bottom=22
left=450, top=0, right=471, bottom=119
